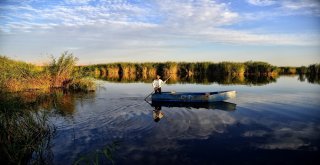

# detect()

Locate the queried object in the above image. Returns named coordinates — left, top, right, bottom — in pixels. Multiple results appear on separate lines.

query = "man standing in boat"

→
left=152, top=75, right=167, bottom=94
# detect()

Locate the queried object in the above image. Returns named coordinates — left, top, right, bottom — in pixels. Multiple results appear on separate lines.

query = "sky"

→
left=0, top=0, right=319, bottom=66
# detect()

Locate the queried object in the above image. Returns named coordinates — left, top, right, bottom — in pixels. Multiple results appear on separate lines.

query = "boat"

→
left=151, top=101, right=236, bottom=111
left=151, top=90, right=236, bottom=102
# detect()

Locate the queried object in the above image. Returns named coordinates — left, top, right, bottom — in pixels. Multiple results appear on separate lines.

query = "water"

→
left=48, top=76, right=320, bottom=164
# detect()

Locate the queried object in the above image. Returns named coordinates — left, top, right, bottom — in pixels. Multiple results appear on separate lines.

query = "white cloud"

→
left=247, top=0, right=320, bottom=16
left=158, top=0, right=239, bottom=28
left=247, top=0, right=276, bottom=6
left=65, top=0, right=93, bottom=4
left=281, top=0, right=320, bottom=10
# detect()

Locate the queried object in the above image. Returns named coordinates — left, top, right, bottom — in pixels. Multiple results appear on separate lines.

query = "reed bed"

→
left=82, top=61, right=279, bottom=79
left=0, top=92, right=55, bottom=165
left=0, top=52, right=97, bottom=164
left=0, top=52, right=96, bottom=93
left=83, top=61, right=319, bottom=84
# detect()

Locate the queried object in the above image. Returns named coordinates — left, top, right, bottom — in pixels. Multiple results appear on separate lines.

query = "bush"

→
left=47, top=51, right=78, bottom=88
left=1, top=52, right=95, bottom=92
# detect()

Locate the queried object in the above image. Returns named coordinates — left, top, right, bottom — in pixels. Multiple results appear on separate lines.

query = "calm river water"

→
left=48, top=76, right=320, bottom=165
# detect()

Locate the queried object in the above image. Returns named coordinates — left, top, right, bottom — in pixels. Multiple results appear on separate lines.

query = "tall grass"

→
left=0, top=52, right=97, bottom=164
left=83, top=61, right=279, bottom=85
left=278, top=67, right=297, bottom=74
left=0, top=87, right=96, bottom=164
left=0, top=92, right=55, bottom=164
left=47, top=52, right=78, bottom=88
left=0, top=56, right=49, bottom=92
left=47, top=52, right=96, bottom=92
left=84, top=61, right=278, bottom=78
left=86, top=61, right=319, bottom=85
left=0, top=52, right=95, bottom=93
left=244, top=61, right=277, bottom=75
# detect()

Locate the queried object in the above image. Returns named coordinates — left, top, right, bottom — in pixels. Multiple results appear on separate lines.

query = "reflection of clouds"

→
left=93, top=106, right=237, bottom=143
left=52, top=100, right=237, bottom=163
left=133, top=109, right=237, bottom=152
left=235, top=89, right=320, bottom=151
left=75, top=98, right=237, bottom=141
left=243, top=130, right=268, bottom=137
left=156, top=110, right=236, bottom=140
left=257, top=122, right=320, bottom=150
left=240, top=106, right=320, bottom=151
left=114, top=108, right=238, bottom=163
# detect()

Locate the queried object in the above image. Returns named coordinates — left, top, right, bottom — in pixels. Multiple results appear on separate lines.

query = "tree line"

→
left=80, top=61, right=320, bottom=79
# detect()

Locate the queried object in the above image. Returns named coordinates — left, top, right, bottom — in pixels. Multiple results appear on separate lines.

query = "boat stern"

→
left=208, top=90, right=236, bottom=102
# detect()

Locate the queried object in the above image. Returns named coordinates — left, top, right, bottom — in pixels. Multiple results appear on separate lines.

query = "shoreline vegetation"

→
left=0, top=94, right=55, bottom=164
left=81, top=61, right=320, bottom=84
left=0, top=88, right=96, bottom=164
left=1, top=52, right=319, bottom=90
left=0, top=52, right=96, bottom=93
left=0, top=52, right=96, bottom=164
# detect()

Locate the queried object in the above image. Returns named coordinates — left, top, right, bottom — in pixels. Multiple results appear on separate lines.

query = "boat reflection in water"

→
left=150, top=101, right=237, bottom=122
left=152, top=101, right=237, bottom=111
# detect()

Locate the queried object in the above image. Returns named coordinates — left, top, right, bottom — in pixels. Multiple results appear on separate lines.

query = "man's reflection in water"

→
left=153, top=106, right=164, bottom=122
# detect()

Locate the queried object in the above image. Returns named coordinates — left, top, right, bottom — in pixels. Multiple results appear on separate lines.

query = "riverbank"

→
left=0, top=52, right=96, bottom=164
left=0, top=52, right=96, bottom=93
left=2, top=55, right=318, bottom=90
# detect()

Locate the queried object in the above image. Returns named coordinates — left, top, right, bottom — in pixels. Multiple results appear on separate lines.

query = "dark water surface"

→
left=49, top=76, right=320, bottom=165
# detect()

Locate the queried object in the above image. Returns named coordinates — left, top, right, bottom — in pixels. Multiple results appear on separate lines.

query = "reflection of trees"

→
left=3, top=90, right=95, bottom=116
left=306, top=74, right=320, bottom=84
left=97, top=73, right=279, bottom=86
left=297, top=73, right=320, bottom=84
left=40, top=90, right=95, bottom=116
left=298, top=74, right=306, bottom=82
left=244, top=75, right=278, bottom=86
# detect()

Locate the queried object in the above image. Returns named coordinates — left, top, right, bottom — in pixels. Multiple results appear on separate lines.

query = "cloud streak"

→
left=247, top=0, right=320, bottom=16
left=246, top=0, right=276, bottom=6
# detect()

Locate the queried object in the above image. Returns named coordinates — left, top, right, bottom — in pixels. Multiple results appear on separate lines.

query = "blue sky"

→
left=0, top=0, right=319, bottom=66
